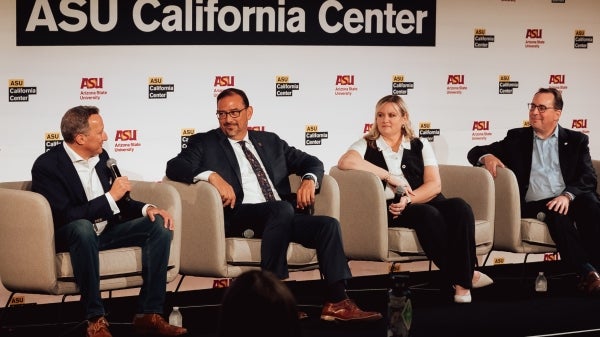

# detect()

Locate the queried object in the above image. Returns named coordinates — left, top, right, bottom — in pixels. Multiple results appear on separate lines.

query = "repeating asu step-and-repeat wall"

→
left=1, top=0, right=598, bottom=183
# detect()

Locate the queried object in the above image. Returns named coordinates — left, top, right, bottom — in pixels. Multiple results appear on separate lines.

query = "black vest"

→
left=364, top=138, right=444, bottom=201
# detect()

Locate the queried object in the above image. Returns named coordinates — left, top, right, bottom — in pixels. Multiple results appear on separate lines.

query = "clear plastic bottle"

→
left=168, top=306, right=183, bottom=327
left=535, top=272, right=548, bottom=292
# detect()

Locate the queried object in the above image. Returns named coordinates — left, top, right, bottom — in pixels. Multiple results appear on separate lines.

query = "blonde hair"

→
left=364, top=95, right=416, bottom=147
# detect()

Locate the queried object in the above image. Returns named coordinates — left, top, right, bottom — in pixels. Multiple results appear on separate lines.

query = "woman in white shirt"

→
left=337, top=94, right=492, bottom=303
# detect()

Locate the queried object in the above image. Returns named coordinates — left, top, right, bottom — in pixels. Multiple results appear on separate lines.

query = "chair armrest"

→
left=162, top=177, right=228, bottom=277
left=0, top=187, right=58, bottom=293
left=130, top=180, right=182, bottom=276
left=439, top=165, right=495, bottom=227
left=329, top=166, right=388, bottom=261
left=492, top=167, right=523, bottom=251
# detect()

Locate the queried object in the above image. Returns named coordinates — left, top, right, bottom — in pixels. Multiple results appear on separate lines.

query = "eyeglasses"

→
left=528, top=103, right=555, bottom=113
left=216, top=107, right=247, bottom=119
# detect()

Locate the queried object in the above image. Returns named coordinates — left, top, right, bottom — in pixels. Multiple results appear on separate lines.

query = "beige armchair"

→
left=329, top=164, right=495, bottom=264
left=487, top=160, right=600, bottom=264
left=0, top=180, right=182, bottom=307
left=162, top=174, right=340, bottom=289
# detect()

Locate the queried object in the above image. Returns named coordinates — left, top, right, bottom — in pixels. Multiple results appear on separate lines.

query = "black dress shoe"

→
left=577, top=271, right=600, bottom=294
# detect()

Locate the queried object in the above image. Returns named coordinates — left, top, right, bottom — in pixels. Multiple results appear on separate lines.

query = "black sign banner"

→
left=16, top=0, right=436, bottom=46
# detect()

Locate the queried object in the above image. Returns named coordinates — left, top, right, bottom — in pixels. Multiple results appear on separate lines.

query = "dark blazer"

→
left=31, top=144, right=145, bottom=229
left=467, top=125, right=598, bottom=205
left=166, top=128, right=325, bottom=204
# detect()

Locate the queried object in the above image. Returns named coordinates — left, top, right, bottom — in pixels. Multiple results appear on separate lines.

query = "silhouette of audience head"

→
left=217, top=269, right=301, bottom=337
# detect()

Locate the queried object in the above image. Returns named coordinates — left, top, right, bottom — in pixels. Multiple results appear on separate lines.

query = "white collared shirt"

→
left=349, top=136, right=437, bottom=199
left=63, top=143, right=119, bottom=235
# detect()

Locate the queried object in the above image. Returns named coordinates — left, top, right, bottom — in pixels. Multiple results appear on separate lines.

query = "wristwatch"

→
left=301, top=174, right=319, bottom=189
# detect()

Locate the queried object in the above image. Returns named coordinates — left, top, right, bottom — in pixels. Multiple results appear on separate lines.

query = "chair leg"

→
left=482, top=251, right=492, bottom=267
left=174, top=274, right=186, bottom=292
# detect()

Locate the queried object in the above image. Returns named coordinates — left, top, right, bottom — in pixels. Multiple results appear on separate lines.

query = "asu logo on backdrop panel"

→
left=472, top=121, right=492, bottom=141
left=213, top=75, right=235, bottom=97
left=548, top=74, right=568, bottom=91
left=571, top=119, right=589, bottom=134
left=305, top=125, right=329, bottom=146
left=8, top=79, right=37, bottom=102
left=334, top=74, right=358, bottom=96
left=148, top=77, right=175, bottom=99
left=114, top=129, right=141, bottom=153
left=574, top=30, right=594, bottom=49
left=446, top=75, right=467, bottom=95
left=473, top=28, right=495, bottom=48
left=181, top=128, right=194, bottom=149
left=391, top=75, right=414, bottom=95
left=275, top=76, right=300, bottom=97
left=418, top=122, right=440, bottom=142
left=44, top=132, right=62, bottom=152
left=80, top=77, right=107, bottom=100
left=525, top=28, right=545, bottom=48
left=498, top=75, right=519, bottom=94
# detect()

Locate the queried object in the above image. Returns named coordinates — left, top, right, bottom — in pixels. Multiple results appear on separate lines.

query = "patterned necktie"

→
left=238, top=141, right=276, bottom=201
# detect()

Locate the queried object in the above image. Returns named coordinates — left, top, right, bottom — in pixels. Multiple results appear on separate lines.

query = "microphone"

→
left=243, top=229, right=255, bottom=238
left=106, top=158, right=131, bottom=202
left=393, top=185, right=407, bottom=204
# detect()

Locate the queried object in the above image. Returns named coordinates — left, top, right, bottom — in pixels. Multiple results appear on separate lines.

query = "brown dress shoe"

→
left=87, top=316, right=112, bottom=337
left=132, top=313, right=188, bottom=336
left=577, top=271, right=600, bottom=294
left=320, top=299, right=383, bottom=322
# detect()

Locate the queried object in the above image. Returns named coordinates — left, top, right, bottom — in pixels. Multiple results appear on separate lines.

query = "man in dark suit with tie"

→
left=467, top=87, right=600, bottom=295
left=31, top=106, right=187, bottom=337
left=166, top=88, right=382, bottom=322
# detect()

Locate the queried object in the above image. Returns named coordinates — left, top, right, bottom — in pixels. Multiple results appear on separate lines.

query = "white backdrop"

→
left=1, top=0, right=598, bottom=182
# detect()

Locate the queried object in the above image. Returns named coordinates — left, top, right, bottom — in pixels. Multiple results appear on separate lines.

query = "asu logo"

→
left=363, top=123, right=373, bottom=133
left=9, top=79, right=24, bottom=87
left=575, top=29, right=586, bottom=36
left=149, top=77, right=163, bottom=84
left=474, top=28, right=486, bottom=35
left=335, top=75, right=355, bottom=85
left=305, top=125, right=318, bottom=132
left=115, top=130, right=137, bottom=141
left=212, top=278, right=231, bottom=288
left=526, top=29, right=543, bottom=39
left=392, top=75, right=405, bottom=82
left=248, top=126, right=265, bottom=131
left=549, top=75, right=565, bottom=85
left=522, top=120, right=530, bottom=127
left=181, top=128, right=194, bottom=136
left=447, top=75, right=464, bottom=85
left=214, top=76, right=235, bottom=87
left=499, top=75, right=510, bottom=82
left=80, top=78, right=103, bottom=89
left=571, top=119, right=587, bottom=129
left=276, top=76, right=289, bottom=83
left=472, top=121, right=490, bottom=131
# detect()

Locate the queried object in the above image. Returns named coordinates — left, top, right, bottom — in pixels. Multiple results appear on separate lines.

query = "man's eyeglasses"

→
left=216, top=107, right=247, bottom=119
left=528, top=103, right=555, bottom=113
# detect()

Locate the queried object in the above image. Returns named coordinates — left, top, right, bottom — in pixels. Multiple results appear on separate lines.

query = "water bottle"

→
left=168, top=306, right=183, bottom=327
left=535, top=272, right=547, bottom=292
left=387, top=268, right=412, bottom=337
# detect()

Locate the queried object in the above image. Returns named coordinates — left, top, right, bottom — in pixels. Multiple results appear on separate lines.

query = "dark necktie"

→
left=238, top=140, right=276, bottom=202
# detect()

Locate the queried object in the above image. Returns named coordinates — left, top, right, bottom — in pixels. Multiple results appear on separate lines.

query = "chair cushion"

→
left=474, top=219, right=493, bottom=247
left=56, top=247, right=176, bottom=280
left=225, top=237, right=318, bottom=267
left=521, top=218, right=556, bottom=246
left=388, top=227, right=423, bottom=254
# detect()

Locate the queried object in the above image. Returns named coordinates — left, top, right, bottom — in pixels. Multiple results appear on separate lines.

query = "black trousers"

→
left=522, top=192, right=600, bottom=273
left=224, top=200, right=352, bottom=284
left=389, top=197, right=476, bottom=289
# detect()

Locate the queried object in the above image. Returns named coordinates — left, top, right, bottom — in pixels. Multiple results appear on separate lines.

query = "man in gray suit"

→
left=468, top=87, right=600, bottom=295
left=166, top=88, right=382, bottom=322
